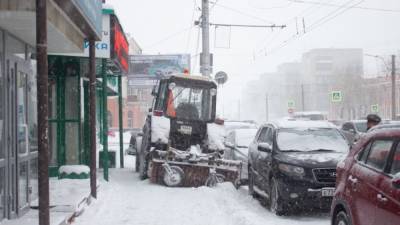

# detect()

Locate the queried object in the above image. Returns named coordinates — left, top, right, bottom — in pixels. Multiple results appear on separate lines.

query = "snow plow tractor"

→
left=136, top=74, right=241, bottom=187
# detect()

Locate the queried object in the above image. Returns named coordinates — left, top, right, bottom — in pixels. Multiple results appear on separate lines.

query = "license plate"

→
left=321, top=188, right=335, bottom=197
left=179, top=125, right=192, bottom=135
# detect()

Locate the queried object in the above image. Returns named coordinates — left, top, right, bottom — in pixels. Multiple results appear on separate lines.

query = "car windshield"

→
left=235, top=129, right=258, bottom=148
left=166, top=83, right=213, bottom=121
left=277, top=128, right=348, bottom=152
left=354, top=122, right=367, bottom=132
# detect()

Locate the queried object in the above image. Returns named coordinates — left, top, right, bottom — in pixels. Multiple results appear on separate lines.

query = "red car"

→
left=331, top=129, right=400, bottom=225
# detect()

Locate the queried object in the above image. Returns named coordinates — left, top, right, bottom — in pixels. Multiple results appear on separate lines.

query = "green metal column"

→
left=101, top=59, right=109, bottom=181
left=118, top=75, right=124, bottom=168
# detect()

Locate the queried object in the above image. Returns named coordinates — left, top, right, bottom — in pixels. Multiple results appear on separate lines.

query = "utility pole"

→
left=197, top=0, right=286, bottom=77
left=265, top=93, right=269, bottom=122
left=392, top=55, right=397, bottom=120
left=89, top=39, right=97, bottom=198
left=36, top=0, right=50, bottom=224
left=238, top=99, right=240, bottom=120
left=301, top=84, right=305, bottom=111
left=201, top=0, right=211, bottom=77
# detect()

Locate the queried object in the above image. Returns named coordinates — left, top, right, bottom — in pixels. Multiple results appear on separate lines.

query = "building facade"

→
left=0, top=0, right=102, bottom=220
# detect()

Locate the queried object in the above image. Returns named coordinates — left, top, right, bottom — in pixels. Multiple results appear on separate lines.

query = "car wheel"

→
left=135, top=152, right=140, bottom=172
left=334, top=211, right=352, bottom=225
left=269, top=178, right=287, bottom=216
left=248, top=165, right=256, bottom=198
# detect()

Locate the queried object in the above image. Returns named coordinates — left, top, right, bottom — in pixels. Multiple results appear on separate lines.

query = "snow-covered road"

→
left=75, top=157, right=330, bottom=225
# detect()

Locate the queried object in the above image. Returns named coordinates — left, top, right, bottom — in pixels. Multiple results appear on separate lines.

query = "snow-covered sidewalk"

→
left=3, top=178, right=91, bottom=225
left=75, top=168, right=330, bottom=225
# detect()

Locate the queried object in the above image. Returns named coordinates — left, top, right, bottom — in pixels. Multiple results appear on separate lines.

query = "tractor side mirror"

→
left=258, top=143, right=272, bottom=153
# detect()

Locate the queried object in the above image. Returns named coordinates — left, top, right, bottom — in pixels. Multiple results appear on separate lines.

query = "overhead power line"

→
left=212, top=2, right=276, bottom=24
left=288, top=0, right=400, bottom=13
left=259, top=0, right=365, bottom=57
left=144, top=26, right=195, bottom=49
left=210, top=23, right=286, bottom=29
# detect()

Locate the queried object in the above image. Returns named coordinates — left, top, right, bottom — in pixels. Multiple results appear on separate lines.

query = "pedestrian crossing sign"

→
left=288, top=100, right=295, bottom=109
left=371, top=104, right=379, bottom=113
left=331, top=91, right=342, bottom=102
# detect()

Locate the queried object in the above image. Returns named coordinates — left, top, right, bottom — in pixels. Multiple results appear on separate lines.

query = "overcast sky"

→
left=108, top=0, right=400, bottom=118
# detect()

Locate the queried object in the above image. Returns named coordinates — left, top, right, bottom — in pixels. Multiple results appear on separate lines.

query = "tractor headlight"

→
left=278, top=163, right=305, bottom=177
left=168, top=82, right=176, bottom=90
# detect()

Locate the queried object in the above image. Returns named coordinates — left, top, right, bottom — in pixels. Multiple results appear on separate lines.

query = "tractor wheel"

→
left=163, top=166, right=185, bottom=187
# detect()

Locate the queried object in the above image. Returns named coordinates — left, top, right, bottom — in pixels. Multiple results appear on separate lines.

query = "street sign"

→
left=331, top=91, right=342, bottom=102
left=215, top=71, right=228, bottom=85
left=287, top=100, right=295, bottom=109
left=371, top=104, right=379, bottom=113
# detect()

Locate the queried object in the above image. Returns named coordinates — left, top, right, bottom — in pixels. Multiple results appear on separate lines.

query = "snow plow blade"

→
left=149, top=149, right=242, bottom=187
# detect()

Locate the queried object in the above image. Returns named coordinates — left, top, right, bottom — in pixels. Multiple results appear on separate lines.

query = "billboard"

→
left=52, top=14, right=110, bottom=58
left=129, top=54, right=190, bottom=78
left=71, top=0, right=103, bottom=38
left=111, top=15, right=129, bottom=73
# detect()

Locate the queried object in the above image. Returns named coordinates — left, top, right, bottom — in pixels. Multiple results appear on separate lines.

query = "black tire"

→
left=334, top=211, right=352, bottom=225
left=139, top=159, right=148, bottom=180
left=163, top=166, right=185, bottom=187
left=248, top=165, right=256, bottom=198
left=135, top=153, right=140, bottom=172
left=269, top=178, right=287, bottom=216
left=139, top=129, right=150, bottom=180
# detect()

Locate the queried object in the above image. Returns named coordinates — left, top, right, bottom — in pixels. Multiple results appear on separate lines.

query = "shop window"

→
left=65, top=76, right=80, bottom=119
left=108, top=111, right=113, bottom=128
left=27, top=55, right=38, bottom=152
left=0, top=30, right=4, bottom=160
left=0, top=168, right=4, bottom=220
left=127, top=111, right=133, bottom=128
left=65, top=123, right=79, bottom=165
left=29, top=158, right=38, bottom=201
left=18, top=162, right=28, bottom=208
left=49, top=123, right=58, bottom=167
left=5, top=33, right=25, bottom=60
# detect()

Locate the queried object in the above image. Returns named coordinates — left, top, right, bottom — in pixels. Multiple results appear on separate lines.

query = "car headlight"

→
left=278, top=163, right=305, bottom=177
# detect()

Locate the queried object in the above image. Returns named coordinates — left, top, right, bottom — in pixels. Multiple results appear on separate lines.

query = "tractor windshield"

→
left=166, top=83, right=214, bottom=121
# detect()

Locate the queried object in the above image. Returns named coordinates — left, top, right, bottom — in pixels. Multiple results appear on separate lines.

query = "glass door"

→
left=4, top=56, right=33, bottom=218
left=16, top=62, right=30, bottom=214
left=5, top=58, right=18, bottom=218
left=0, top=33, right=5, bottom=221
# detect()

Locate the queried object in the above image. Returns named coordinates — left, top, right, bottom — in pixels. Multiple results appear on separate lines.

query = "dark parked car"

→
left=331, top=129, right=400, bottom=225
left=341, top=120, right=367, bottom=144
left=248, top=120, right=349, bottom=215
left=224, top=128, right=258, bottom=184
left=125, top=129, right=142, bottom=155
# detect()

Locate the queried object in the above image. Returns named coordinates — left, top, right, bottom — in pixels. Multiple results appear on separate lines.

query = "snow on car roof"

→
left=273, top=119, right=336, bottom=129
left=293, top=111, right=328, bottom=115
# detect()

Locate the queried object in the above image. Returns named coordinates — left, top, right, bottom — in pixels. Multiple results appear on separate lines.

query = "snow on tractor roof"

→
left=273, top=119, right=336, bottom=129
left=167, top=74, right=215, bottom=83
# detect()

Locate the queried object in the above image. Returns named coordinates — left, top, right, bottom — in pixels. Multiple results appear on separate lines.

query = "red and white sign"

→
left=111, top=16, right=129, bottom=73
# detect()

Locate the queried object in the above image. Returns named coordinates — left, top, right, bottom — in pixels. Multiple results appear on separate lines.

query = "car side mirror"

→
left=392, top=175, right=400, bottom=189
left=258, top=143, right=272, bottom=153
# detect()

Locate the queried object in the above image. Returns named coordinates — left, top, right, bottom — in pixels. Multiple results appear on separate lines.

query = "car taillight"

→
left=153, top=110, right=163, bottom=117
